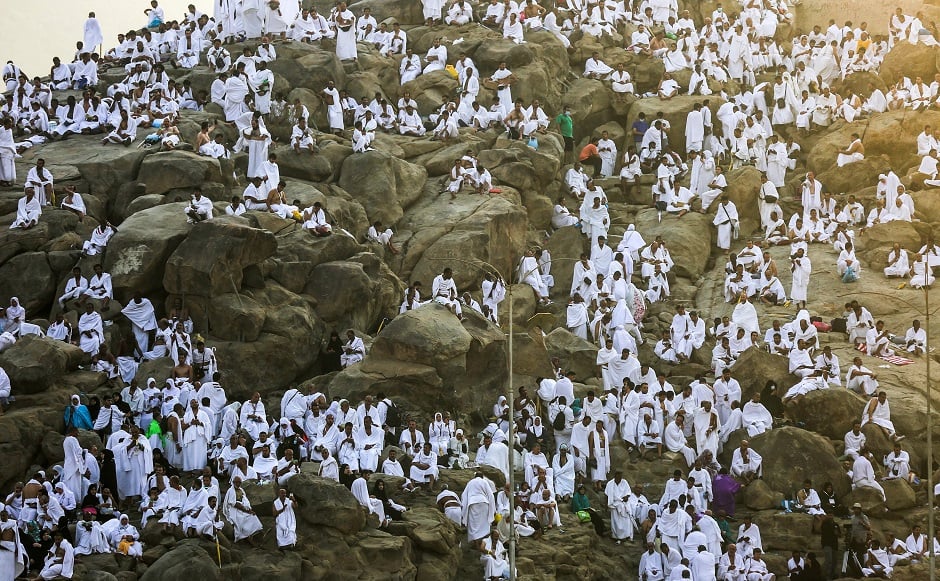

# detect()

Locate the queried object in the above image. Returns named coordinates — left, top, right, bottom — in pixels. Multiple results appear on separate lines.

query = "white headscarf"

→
left=351, top=477, right=372, bottom=509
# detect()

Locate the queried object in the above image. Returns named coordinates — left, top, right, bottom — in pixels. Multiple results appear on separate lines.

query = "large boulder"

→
left=239, top=551, right=303, bottom=581
left=831, top=72, right=888, bottom=100
left=266, top=44, right=346, bottom=96
left=338, top=150, right=427, bottom=225
left=881, top=477, right=917, bottom=511
left=401, top=71, right=459, bottom=114
left=305, top=253, right=404, bottom=331
left=369, top=304, right=474, bottom=374
left=139, top=542, right=223, bottom=581
left=205, top=284, right=326, bottom=396
left=275, top=148, right=335, bottom=182
left=740, top=479, right=785, bottom=510
left=406, top=195, right=528, bottom=291
left=855, top=221, right=927, bottom=269
left=563, top=79, right=615, bottom=142
left=808, top=110, right=940, bottom=176
left=333, top=304, right=508, bottom=419
left=397, top=507, right=459, bottom=555
left=784, top=388, right=868, bottom=440
left=136, top=151, right=226, bottom=196
left=509, top=330, right=556, bottom=378
left=41, top=429, right=102, bottom=464
left=0, top=405, right=69, bottom=492
left=759, top=513, right=816, bottom=552
left=479, top=137, right=564, bottom=192
left=544, top=328, right=600, bottom=382
left=285, top=472, right=366, bottom=534
left=0, top=252, right=56, bottom=315
left=0, top=335, right=84, bottom=394
left=816, top=155, right=891, bottom=197
left=163, top=217, right=278, bottom=298
left=17, top=138, right=147, bottom=195
left=544, top=225, right=587, bottom=300
left=104, top=204, right=193, bottom=297
left=721, top=427, right=852, bottom=497
left=268, top=229, right=367, bottom=294
left=206, top=293, right=267, bottom=342
left=879, top=41, right=940, bottom=85
left=633, top=208, right=712, bottom=280
left=723, top=166, right=763, bottom=236
left=730, top=347, right=793, bottom=400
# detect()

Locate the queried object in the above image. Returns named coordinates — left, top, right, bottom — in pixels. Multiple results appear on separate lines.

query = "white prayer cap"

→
left=627, top=224, right=635, bottom=231
left=878, top=174, right=886, bottom=181
left=455, top=429, right=464, bottom=436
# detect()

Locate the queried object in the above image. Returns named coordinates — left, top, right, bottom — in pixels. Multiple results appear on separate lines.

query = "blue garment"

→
left=64, top=405, right=93, bottom=430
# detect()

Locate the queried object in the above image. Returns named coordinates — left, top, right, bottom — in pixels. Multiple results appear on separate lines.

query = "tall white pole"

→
left=926, top=273, right=934, bottom=581
left=507, top=282, right=516, bottom=581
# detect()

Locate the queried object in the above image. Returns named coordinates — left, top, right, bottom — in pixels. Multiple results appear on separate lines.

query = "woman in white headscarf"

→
left=448, top=429, right=471, bottom=469
left=351, top=476, right=387, bottom=526
left=3, top=297, right=25, bottom=334
left=428, top=412, right=452, bottom=456
left=493, top=396, right=510, bottom=435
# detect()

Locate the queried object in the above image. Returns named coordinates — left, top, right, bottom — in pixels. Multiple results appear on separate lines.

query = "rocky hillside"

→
left=6, top=1, right=940, bottom=579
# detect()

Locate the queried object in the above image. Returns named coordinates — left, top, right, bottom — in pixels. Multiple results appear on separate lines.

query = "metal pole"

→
left=507, top=281, right=516, bottom=581
left=927, top=272, right=935, bottom=581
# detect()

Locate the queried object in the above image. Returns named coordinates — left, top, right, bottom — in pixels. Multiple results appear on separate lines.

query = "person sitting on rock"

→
left=882, top=440, right=911, bottom=482
left=730, top=440, right=762, bottom=484
left=184, top=188, right=213, bottom=223
left=301, top=201, right=333, bottom=236
left=10, top=189, right=41, bottom=230
left=340, top=329, right=365, bottom=368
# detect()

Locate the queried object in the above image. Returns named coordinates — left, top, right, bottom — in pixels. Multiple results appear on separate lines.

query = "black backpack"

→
left=552, top=410, right=566, bottom=431
left=384, top=400, right=401, bottom=429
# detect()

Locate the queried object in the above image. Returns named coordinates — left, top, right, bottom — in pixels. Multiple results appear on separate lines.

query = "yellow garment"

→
left=445, top=64, right=459, bottom=79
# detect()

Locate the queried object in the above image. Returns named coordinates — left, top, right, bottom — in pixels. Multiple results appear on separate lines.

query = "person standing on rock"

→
left=272, top=488, right=297, bottom=549
left=554, top=105, right=574, bottom=164
left=461, top=472, right=496, bottom=544
left=685, top=102, right=705, bottom=154
left=789, top=248, right=811, bottom=311
left=334, top=3, right=358, bottom=61
left=712, top=195, right=739, bottom=251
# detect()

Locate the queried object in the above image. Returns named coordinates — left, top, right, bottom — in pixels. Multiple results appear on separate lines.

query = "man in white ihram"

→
left=461, top=472, right=496, bottom=543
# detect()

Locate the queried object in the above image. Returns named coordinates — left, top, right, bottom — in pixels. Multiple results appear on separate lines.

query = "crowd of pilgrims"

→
left=3, top=0, right=940, bottom=579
